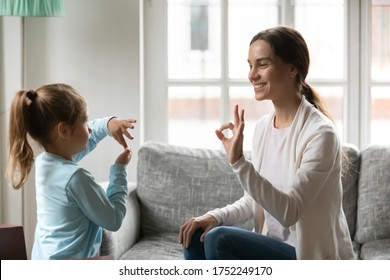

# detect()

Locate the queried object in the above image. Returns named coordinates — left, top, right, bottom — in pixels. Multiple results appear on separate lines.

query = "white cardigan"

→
left=208, top=98, right=354, bottom=260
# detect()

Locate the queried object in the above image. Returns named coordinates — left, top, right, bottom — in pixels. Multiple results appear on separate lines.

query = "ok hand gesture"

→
left=215, top=105, right=245, bottom=165
left=108, top=118, right=137, bottom=148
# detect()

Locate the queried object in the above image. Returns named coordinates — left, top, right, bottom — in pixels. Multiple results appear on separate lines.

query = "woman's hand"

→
left=179, top=214, right=219, bottom=248
left=108, top=118, right=137, bottom=148
left=215, top=104, right=245, bottom=165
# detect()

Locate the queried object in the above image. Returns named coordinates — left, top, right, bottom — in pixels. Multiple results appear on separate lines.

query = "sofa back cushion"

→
left=137, top=141, right=253, bottom=235
left=341, top=144, right=360, bottom=238
left=355, top=145, right=390, bottom=244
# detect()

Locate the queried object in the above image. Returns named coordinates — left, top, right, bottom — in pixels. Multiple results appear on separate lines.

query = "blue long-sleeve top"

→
left=31, top=117, right=128, bottom=260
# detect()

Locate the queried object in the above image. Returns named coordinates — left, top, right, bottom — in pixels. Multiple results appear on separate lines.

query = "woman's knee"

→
left=204, top=226, right=231, bottom=245
left=203, top=226, right=236, bottom=259
left=183, top=228, right=205, bottom=260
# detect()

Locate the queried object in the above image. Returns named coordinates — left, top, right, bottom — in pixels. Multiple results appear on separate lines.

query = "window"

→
left=370, top=0, right=390, bottom=144
left=166, top=0, right=278, bottom=150
left=143, top=0, right=390, bottom=150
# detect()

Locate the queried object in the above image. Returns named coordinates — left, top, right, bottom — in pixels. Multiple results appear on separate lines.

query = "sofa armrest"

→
left=100, top=182, right=141, bottom=259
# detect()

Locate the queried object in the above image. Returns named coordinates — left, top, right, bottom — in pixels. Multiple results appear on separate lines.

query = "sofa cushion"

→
left=119, top=233, right=183, bottom=260
left=351, top=241, right=360, bottom=260
left=100, top=229, right=115, bottom=257
left=359, top=239, right=390, bottom=260
left=341, top=143, right=360, bottom=237
left=99, top=183, right=140, bottom=259
left=136, top=141, right=253, bottom=236
left=355, top=145, right=390, bottom=244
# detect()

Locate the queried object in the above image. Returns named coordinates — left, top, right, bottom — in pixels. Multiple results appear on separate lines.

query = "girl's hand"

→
left=115, top=147, right=132, bottom=165
left=108, top=118, right=137, bottom=148
left=215, top=104, right=245, bottom=165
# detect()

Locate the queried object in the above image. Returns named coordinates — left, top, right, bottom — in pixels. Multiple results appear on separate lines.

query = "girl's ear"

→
left=56, top=122, right=71, bottom=139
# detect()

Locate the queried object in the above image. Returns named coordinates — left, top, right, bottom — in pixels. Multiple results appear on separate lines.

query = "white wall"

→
left=0, top=0, right=140, bottom=258
left=0, top=16, right=24, bottom=232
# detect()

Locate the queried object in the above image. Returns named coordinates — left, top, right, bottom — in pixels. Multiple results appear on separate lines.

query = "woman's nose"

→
left=248, top=69, right=258, bottom=81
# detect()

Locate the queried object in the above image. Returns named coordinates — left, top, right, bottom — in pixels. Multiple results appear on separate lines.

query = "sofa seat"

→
left=119, top=233, right=183, bottom=260
left=359, top=239, right=390, bottom=260
left=101, top=141, right=390, bottom=260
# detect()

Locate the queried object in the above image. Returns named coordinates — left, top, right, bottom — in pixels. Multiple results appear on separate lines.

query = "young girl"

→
left=6, top=83, right=136, bottom=260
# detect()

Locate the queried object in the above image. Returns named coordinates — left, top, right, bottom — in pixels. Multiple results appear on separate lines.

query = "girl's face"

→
left=247, top=39, right=297, bottom=103
left=70, top=118, right=91, bottom=154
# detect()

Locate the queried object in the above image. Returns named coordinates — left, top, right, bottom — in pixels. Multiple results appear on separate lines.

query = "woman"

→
left=179, top=26, right=354, bottom=260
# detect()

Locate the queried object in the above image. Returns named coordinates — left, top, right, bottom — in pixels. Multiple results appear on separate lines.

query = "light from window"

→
left=168, top=0, right=221, bottom=79
left=228, top=0, right=278, bottom=80
left=166, top=0, right=346, bottom=150
left=168, top=86, right=222, bottom=149
left=371, top=1, right=390, bottom=144
left=372, top=0, right=390, bottom=80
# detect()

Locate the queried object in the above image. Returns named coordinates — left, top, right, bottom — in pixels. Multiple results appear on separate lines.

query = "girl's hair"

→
left=6, top=83, right=87, bottom=189
left=250, top=26, right=333, bottom=121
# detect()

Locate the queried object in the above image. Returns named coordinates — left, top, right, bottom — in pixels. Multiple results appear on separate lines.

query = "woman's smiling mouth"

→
left=253, top=83, right=267, bottom=90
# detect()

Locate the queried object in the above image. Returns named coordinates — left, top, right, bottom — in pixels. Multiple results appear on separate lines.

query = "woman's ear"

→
left=289, top=65, right=298, bottom=79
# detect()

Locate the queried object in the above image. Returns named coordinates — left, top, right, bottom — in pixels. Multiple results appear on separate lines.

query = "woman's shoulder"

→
left=301, top=99, right=336, bottom=132
left=296, top=100, right=341, bottom=150
left=307, top=108, right=336, bottom=134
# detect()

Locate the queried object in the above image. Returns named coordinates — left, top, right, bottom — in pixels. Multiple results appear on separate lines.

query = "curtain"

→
left=0, top=0, right=64, bottom=16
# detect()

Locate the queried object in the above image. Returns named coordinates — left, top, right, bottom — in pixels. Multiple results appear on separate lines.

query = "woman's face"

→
left=247, top=39, right=297, bottom=102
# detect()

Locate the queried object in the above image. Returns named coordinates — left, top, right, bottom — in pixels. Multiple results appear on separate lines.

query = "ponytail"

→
left=301, top=82, right=334, bottom=123
left=6, top=90, right=35, bottom=189
left=5, top=83, right=87, bottom=189
left=302, top=81, right=350, bottom=171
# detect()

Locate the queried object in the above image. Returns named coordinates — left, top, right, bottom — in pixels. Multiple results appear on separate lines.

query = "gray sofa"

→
left=101, top=141, right=390, bottom=260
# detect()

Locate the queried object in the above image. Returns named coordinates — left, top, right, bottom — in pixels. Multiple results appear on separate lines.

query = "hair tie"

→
left=26, top=90, right=37, bottom=103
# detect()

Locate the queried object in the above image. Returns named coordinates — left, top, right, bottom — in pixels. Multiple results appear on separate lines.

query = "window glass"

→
left=168, top=86, right=221, bottom=149
left=371, top=87, right=390, bottom=144
left=371, top=0, right=390, bottom=80
left=228, top=0, right=278, bottom=79
left=166, top=0, right=346, bottom=149
left=294, top=0, right=345, bottom=80
left=371, top=1, right=390, bottom=144
left=294, top=0, right=345, bottom=139
left=168, top=0, right=221, bottom=79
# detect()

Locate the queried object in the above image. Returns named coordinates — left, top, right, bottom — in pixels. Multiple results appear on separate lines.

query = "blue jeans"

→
left=183, top=226, right=297, bottom=260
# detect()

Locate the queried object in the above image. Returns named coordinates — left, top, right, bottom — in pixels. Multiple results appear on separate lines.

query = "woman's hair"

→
left=250, top=26, right=351, bottom=171
left=6, top=83, right=87, bottom=189
left=250, top=26, right=333, bottom=121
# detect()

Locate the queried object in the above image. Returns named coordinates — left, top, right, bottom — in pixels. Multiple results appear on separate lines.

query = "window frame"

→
left=142, top=0, right=381, bottom=149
